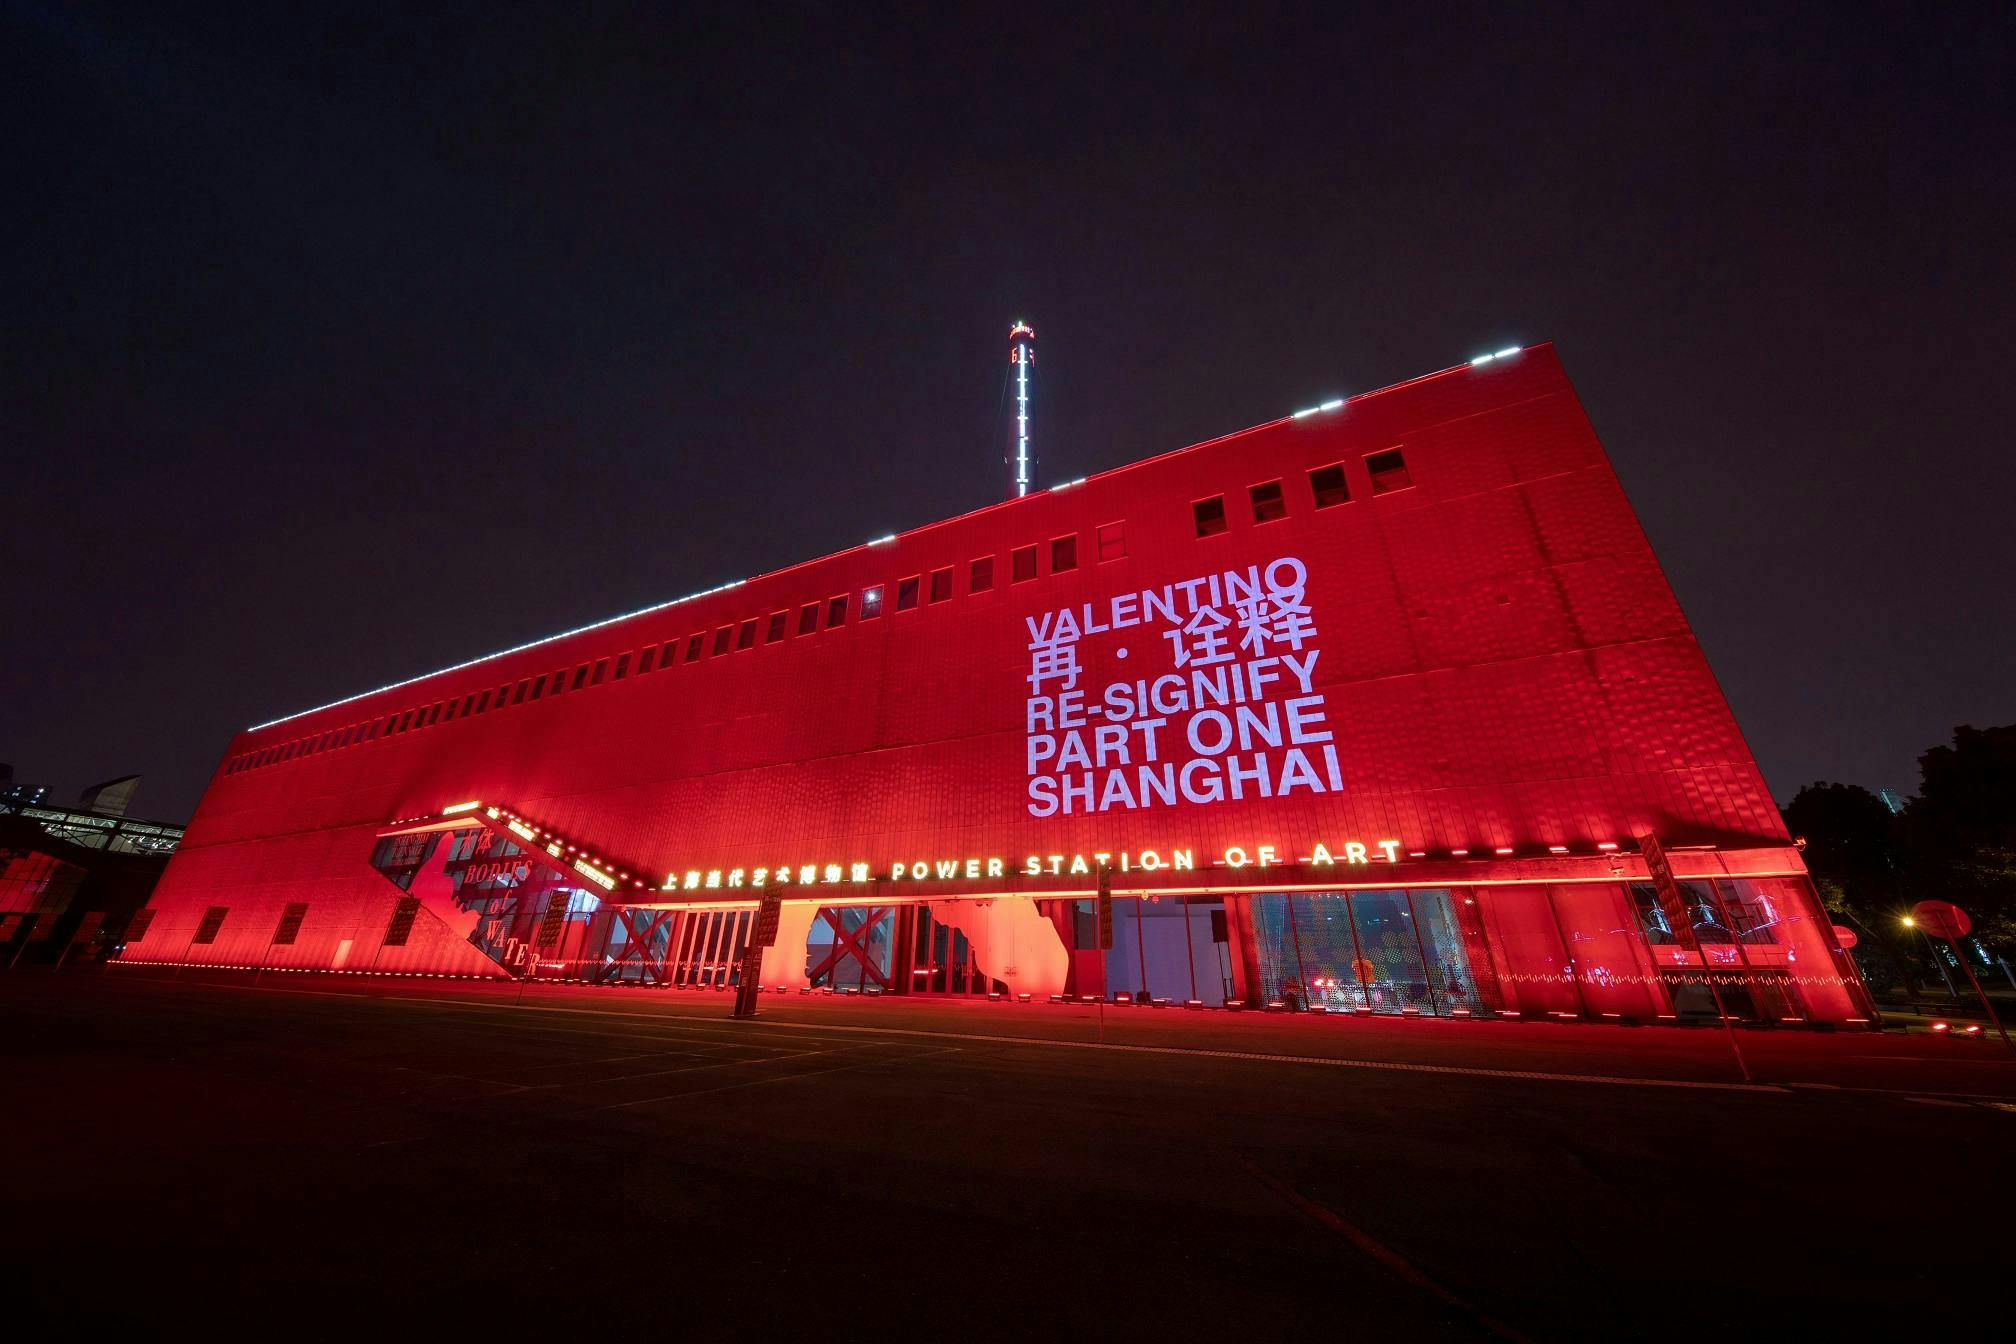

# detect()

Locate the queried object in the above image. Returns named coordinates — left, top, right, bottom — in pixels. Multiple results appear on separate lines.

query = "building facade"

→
left=124, top=345, right=1873, bottom=1024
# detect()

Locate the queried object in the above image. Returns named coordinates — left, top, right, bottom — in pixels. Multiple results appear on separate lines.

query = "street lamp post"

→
left=1906, top=908, right=2012, bottom=1051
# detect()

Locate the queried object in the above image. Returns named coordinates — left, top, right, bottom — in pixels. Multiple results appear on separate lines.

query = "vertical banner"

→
left=1096, top=864, right=1114, bottom=951
left=1638, top=832, right=1751, bottom=1081
left=733, top=886, right=782, bottom=1018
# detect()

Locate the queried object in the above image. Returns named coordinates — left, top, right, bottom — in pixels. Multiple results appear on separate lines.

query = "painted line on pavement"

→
left=310, top=987, right=1790, bottom=1093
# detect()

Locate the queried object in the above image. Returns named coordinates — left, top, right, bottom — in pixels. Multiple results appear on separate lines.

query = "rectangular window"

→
left=460, top=694, right=476, bottom=716
left=896, top=576, right=919, bottom=611
left=970, top=556, right=994, bottom=592
left=572, top=664, right=591, bottom=691
left=1011, top=545, right=1038, bottom=582
left=736, top=619, right=756, bottom=650
left=636, top=646, right=655, bottom=675
left=799, top=603, right=820, bottom=635
left=272, top=902, right=309, bottom=946
left=1309, top=463, right=1350, bottom=508
left=613, top=654, right=629, bottom=680
left=1096, top=522, right=1125, bottom=562
left=928, top=567, right=952, bottom=603
left=552, top=670, right=569, bottom=695
left=767, top=612, right=788, bottom=643
left=382, top=896, right=421, bottom=947
left=191, top=906, right=228, bottom=945
left=425, top=704, right=441, bottom=725
left=592, top=658, right=609, bottom=685
left=528, top=677, right=543, bottom=701
left=1367, top=447, right=1412, bottom=494
left=713, top=626, right=733, bottom=656
left=827, top=594, right=848, bottom=627
left=861, top=586, right=883, bottom=618
left=1193, top=495, right=1228, bottom=537
left=1051, top=534, right=1077, bottom=572
left=476, top=691, right=491, bottom=713
left=439, top=703, right=455, bottom=724
left=1250, top=479, right=1286, bottom=523
left=686, top=633, right=706, bottom=661
left=664, top=640, right=681, bottom=667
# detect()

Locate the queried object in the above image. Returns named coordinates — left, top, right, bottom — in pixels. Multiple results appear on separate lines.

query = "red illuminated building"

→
left=125, top=345, right=1873, bottom=1025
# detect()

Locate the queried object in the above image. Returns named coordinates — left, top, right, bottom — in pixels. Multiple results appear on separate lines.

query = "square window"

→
left=929, top=567, right=952, bottom=603
left=799, top=603, right=820, bottom=635
left=1367, top=448, right=1412, bottom=494
left=1193, top=495, right=1228, bottom=537
left=767, top=611, right=787, bottom=642
left=636, top=646, right=655, bottom=674
left=896, top=576, right=919, bottom=610
left=736, top=619, right=756, bottom=650
left=861, top=586, right=883, bottom=618
left=827, top=594, right=848, bottom=627
left=1096, top=522, right=1125, bottom=562
left=686, top=633, right=705, bottom=661
left=970, top=556, right=994, bottom=592
left=713, top=627, right=733, bottom=656
left=1011, top=545, right=1038, bottom=582
left=1051, top=534, right=1077, bottom=572
left=1249, top=479, right=1286, bottom=523
left=1309, top=463, right=1350, bottom=509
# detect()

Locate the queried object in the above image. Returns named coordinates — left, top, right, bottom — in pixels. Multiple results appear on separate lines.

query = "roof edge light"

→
left=246, top=578, right=747, bottom=730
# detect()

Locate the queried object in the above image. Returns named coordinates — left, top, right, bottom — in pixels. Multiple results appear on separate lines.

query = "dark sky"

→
left=5, top=2, right=2012, bottom=823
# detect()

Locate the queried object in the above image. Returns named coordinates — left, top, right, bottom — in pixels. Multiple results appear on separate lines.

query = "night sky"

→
left=6, top=3, right=2011, bottom=823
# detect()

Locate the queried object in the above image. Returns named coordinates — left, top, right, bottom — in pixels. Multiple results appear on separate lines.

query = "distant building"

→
left=0, top=771, right=181, bottom=964
left=0, top=763, right=48, bottom=810
left=78, top=774, right=142, bottom=818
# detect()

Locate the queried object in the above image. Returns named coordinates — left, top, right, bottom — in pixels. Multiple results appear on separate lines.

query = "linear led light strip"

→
left=246, top=578, right=747, bottom=730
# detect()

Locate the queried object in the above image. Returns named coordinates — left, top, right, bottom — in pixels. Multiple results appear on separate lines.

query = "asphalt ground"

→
left=6, top=970, right=2012, bottom=1339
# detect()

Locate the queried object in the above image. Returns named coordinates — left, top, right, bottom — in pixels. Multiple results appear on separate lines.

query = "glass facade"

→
left=1251, top=890, right=1489, bottom=1015
left=1239, top=880, right=1862, bottom=1023
left=361, top=825, right=1866, bottom=1022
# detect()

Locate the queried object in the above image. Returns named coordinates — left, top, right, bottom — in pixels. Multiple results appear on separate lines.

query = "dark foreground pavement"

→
left=5, top=971, right=2012, bottom=1339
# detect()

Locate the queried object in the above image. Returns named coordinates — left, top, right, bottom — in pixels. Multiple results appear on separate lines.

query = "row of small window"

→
left=223, top=521, right=1134, bottom=777
left=1190, top=449, right=1411, bottom=538
left=227, top=451, right=1414, bottom=778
